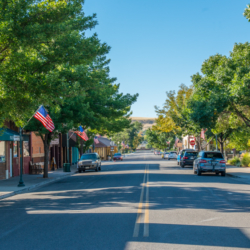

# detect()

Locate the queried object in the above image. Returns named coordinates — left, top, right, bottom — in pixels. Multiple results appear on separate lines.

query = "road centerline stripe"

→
left=133, top=164, right=147, bottom=237
left=144, top=164, right=149, bottom=237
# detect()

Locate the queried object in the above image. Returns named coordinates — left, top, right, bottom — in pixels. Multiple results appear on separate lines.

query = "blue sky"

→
left=84, top=0, right=250, bottom=118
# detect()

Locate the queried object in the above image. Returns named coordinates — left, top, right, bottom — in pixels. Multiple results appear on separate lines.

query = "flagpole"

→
left=18, top=105, right=42, bottom=187
left=23, top=105, right=42, bottom=129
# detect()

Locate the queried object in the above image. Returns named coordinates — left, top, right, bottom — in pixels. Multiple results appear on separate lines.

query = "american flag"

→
left=75, top=126, right=88, bottom=141
left=34, top=105, right=55, bottom=132
left=94, top=136, right=99, bottom=144
left=201, top=129, right=207, bottom=139
left=121, top=141, right=125, bottom=146
left=174, top=138, right=179, bottom=147
left=166, top=141, right=170, bottom=144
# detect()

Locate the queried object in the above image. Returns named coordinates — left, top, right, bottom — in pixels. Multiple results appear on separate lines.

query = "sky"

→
left=84, top=0, right=250, bottom=118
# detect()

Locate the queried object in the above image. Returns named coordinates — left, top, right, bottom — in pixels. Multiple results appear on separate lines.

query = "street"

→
left=1, top=151, right=250, bottom=250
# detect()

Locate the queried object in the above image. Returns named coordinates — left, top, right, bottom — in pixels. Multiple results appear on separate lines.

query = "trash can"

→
left=63, top=163, right=71, bottom=172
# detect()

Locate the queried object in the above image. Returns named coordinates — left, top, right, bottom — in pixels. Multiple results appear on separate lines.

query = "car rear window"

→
left=114, top=153, right=121, bottom=156
left=185, top=152, right=198, bottom=156
left=80, top=154, right=97, bottom=160
left=204, top=152, right=223, bottom=159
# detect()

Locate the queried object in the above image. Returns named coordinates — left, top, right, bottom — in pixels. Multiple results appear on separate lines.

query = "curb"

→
left=0, top=171, right=77, bottom=200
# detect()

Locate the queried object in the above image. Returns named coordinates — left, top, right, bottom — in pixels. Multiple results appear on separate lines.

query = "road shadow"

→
left=0, top=162, right=250, bottom=249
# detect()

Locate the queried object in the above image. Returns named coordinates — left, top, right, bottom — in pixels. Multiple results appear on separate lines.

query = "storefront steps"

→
left=0, top=166, right=77, bottom=200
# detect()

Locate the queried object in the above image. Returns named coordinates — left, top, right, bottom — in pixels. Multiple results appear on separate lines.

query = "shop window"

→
left=0, top=141, right=5, bottom=162
left=13, top=141, right=18, bottom=158
left=39, top=147, right=41, bottom=153
left=23, top=141, right=30, bottom=157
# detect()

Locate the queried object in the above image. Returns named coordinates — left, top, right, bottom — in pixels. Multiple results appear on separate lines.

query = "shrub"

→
left=228, top=157, right=241, bottom=166
left=241, top=153, right=250, bottom=167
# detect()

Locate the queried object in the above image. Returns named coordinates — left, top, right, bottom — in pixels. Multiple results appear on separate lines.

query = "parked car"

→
left=154, top=150, right=160, bottom=155
left=168, top=152, right=177, bottom=160
left=193, top=151, right=226, bottom=176
left=113, top=153, right=123, bottom=161
left=177, top=149, right=195, bottom=165
left=163, top=152, right=170, bottom=159
left=78, top=153, right=101, bottom=172
left=180, top=151, right=198, bottom=167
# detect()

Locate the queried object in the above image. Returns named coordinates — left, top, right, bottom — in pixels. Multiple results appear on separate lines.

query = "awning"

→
left=0, top=128, right=30, bottom=141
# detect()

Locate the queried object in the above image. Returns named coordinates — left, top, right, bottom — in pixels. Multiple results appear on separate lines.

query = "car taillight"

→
left=220, top=160, right=226, bottom=164
left=183, top=157, right=188, bottom=160
left=199, top=160, right=207, bottom=163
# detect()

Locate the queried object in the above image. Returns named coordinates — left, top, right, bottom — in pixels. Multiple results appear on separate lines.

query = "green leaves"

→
left=1, top=0, right=138, bottom=177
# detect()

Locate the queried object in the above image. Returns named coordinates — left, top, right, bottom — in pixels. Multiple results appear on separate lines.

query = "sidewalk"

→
left=226, top=165, right=250, bottom=183
left=0, top=165, right=77, bottom=200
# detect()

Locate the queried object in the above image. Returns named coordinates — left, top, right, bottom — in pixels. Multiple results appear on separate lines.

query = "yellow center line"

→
left=133, top=166, right=147, bottom=237
left=144, top=164, right=149, bottom=237
left=133, top=164, right=150, bottom=237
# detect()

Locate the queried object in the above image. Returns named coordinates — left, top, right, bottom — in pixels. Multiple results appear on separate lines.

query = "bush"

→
left=241, top=153, right=250, bottom=167
left=228, top=157, right=241, bottom=166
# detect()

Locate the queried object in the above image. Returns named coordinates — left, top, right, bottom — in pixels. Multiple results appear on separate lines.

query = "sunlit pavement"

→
left=0, top=151, right=250, bottom=250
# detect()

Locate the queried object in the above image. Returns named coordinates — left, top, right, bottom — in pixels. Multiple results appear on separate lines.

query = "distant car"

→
left=78, top=153, right=101, bottom=172
left=163, top=152, right=170, bottom=159
left=113, top=153, right=123, bottom=161
left=168, top=152, right=177, bottom=160
left=177, top=149, right=195, bottom=165
left=180, top=151, right=198, bottom=167
left=193, top=151, right=226, bottom=176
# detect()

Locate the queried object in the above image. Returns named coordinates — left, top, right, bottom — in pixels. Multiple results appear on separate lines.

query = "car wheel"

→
left=181, top=163, right=185, bottom=168
left=78, top=169, right=82, bottom=173
left=216, top=172, right=219, bottom=175
left=197, top=168, right=201, bottom=176
left=95, top=165, right=99, bottom=172
left=221, top=171, right=226, bottom=176
left=99, top=164, right=101, bottom=171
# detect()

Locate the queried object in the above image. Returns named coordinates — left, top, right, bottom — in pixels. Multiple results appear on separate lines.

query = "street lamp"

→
left=18, top=127, right=25, bottom=187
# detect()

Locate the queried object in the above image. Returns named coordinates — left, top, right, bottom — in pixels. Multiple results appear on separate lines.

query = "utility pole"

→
left=216, top=134, right=218, bottom=151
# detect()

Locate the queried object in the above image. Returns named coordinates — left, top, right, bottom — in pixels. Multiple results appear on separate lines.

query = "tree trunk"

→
left=220, top=141, right=224, bottom=155
left=43, top=133, right=52, bottom=178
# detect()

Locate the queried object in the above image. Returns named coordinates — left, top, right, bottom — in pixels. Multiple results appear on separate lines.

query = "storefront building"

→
left=0, top=127, right=30, bottom=180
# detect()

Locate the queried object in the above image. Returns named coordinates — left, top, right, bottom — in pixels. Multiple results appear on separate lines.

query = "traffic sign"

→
left=190, top=140, right=195, bottom=146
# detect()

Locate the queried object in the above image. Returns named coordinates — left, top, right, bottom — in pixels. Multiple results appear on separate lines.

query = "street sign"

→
left=190, top=140, right=195, bottom=146
left=13, top=135, right=20, bottom=141
left=111, top=146, right=114, bottom=151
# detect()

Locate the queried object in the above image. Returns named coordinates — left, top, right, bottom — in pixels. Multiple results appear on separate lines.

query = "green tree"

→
left=145, top=129, right=175, bottom=150
left=0, top=0, right=106, bottom=126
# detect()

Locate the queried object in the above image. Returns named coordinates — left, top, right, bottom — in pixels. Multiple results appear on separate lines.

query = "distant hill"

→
left=131, top=117, right=156, bottom=131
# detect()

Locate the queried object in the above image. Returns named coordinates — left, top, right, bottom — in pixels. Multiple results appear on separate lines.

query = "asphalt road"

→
left=1, top=151, right=250, bottom=250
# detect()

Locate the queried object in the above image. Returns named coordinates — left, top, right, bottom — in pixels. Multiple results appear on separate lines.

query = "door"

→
left=10, top=148, right=12, bottom=177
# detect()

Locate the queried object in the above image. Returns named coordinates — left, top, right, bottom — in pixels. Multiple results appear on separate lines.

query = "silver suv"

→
left=193, top=151, right=226, bottom=176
